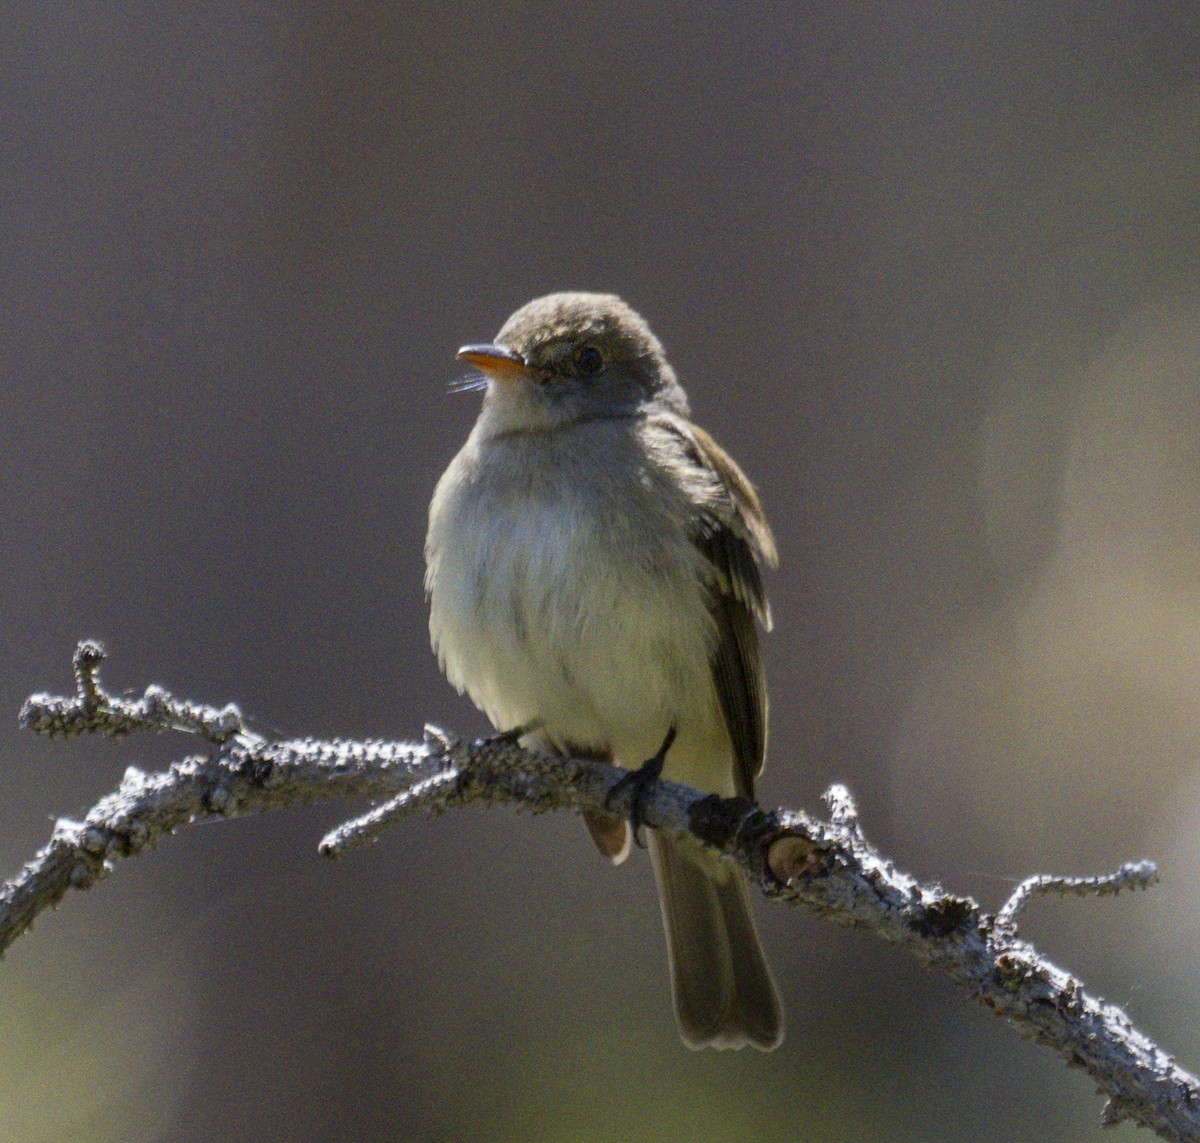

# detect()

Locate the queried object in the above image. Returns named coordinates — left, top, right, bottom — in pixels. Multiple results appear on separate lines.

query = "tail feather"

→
left=648, top=831, right=783, bottom=1050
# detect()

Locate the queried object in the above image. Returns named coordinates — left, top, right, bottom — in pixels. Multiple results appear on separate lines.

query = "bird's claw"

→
left=606, top=724, right=677, bottom=848
left=476, top=718, right=543, bottom=749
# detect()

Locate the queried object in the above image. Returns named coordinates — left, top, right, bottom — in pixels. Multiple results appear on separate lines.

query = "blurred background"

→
left=3, top=4, right=1200, bottom=1140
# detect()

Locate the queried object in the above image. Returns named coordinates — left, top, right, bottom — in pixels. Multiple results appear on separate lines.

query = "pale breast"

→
left=426, top=419, right=720, bottom=764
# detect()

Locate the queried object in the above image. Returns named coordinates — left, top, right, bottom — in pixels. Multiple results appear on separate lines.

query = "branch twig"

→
left=997, top=862, right=1160, bottom=928
left=12, top=643, right=1199, bottom=1142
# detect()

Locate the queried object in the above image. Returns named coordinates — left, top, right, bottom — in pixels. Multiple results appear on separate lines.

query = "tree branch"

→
left=12, top=642, right=1200, bottom=1141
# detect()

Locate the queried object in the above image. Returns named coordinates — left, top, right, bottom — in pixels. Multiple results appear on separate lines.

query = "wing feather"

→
left=650, top=414, right=777, bottom=797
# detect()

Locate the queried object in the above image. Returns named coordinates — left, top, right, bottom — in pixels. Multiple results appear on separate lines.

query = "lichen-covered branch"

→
left=12, top=642, right=1200, bottom=1142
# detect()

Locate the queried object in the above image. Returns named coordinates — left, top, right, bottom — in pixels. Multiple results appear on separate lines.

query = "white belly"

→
left=426, top=421, right=733, bottom=791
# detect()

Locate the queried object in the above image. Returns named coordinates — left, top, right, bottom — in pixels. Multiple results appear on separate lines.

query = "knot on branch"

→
left=913, top=894, right=981, bottom=940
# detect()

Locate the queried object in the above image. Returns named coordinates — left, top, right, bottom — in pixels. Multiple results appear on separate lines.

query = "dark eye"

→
left=574, top=344, right=604, bottom=375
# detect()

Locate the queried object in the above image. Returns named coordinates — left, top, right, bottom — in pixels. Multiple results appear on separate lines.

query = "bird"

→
left=425, top=291, right=783, bottom=1050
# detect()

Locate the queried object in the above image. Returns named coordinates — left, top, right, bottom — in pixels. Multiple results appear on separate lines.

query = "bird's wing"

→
left=651, top=414, right=777, bottom=797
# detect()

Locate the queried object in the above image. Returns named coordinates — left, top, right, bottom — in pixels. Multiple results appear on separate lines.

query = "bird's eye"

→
left=574, top=344, right=604, bottom=376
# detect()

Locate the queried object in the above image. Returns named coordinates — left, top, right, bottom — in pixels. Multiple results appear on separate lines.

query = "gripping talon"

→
left=477, top=718, right=543, bottom=749
left=606, top=724, right=677, bottom=848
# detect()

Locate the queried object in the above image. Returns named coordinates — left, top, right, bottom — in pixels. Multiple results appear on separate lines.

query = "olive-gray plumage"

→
left=425, top=292, right=783, bottom=1049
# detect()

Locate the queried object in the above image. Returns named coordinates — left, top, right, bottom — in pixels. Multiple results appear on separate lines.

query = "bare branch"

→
left=822, top=782, right=864, bottom=839
left=11, top=643, right=1200, bottom=1142
left=23, top=640, right=245, bottom=742
left=998, top=861, right=1161, bottom=928
left=319, top=764, right=462, bottom=856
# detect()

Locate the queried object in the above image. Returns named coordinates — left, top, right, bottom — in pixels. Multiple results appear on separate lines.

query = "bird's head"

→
left=456, top=292, right=689, bottom=433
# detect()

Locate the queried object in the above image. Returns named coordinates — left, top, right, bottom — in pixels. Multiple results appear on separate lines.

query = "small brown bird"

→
left=425, top=292, right=783, bottom=1049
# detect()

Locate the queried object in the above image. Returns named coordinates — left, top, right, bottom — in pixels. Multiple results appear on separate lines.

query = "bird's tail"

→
left=648, top=831, right=783, bottom=1050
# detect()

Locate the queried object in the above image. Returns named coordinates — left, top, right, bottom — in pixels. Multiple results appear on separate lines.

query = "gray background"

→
left=4, top=4, right=1200, bottom=1140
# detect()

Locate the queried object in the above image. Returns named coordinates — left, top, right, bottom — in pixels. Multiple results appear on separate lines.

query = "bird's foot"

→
left=606, top=724, right=677, bottom=848
left=476, top=719, right=543, bottom=749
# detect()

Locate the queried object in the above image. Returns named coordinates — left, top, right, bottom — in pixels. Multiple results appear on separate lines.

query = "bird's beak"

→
left=456, top=343, right=531, bottom=381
